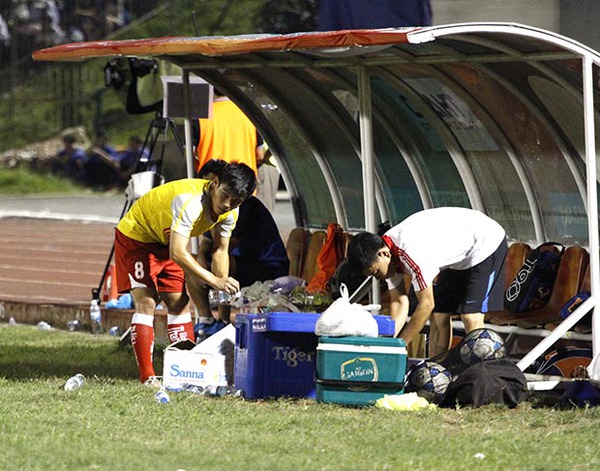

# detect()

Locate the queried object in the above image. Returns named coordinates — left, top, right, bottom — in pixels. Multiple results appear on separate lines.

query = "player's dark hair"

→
left=219, top=162, right=257, bottom=200
left=347, top=232, right=386, bottom=272
left=198, top=158, right=227, bottom=179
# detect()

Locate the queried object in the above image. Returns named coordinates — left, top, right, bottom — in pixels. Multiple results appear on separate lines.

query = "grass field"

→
left=0, top=166, right=84, bottom=195
left=1, top=323, right=599, bottom=471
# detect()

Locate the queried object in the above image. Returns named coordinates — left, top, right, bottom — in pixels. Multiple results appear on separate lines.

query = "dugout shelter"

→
left=33, top=23, right=600, bottom=383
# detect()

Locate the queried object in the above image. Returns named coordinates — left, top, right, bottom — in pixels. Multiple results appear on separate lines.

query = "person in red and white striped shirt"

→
left=347, top=207, right=507, bottom=356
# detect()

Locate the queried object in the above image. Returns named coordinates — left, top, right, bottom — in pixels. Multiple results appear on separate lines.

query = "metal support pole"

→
left=583, top=56, right=600, bottom=379
left=182, top=70, right=196, bottom=179
left=517, top=297, right=595, bottom=372
left=358, top=67, right=380, bottom=305
left=182, top=70, right=199, bottom=256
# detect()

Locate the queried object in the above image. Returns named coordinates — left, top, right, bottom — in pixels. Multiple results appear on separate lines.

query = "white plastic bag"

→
left=315, top=284, right=379, bottom=337
left=125, top=171, right=165, bottom=201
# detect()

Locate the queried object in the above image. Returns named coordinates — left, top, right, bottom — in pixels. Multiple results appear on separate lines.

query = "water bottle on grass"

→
left=64, top=374, right=85, bottom=391
left=204, top=385, right=236, bottom=397
left=67, top=320, right=80, bottom=332
left=155, top=389, right=170, bottom=404
left=90, top=299, right=102, bottom=333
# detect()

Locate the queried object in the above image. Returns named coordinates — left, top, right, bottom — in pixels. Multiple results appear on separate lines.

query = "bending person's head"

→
left=198, top=159, right=227, bottom=180
left=219, top=162, right=256, bottom=200
left=347, top=231, right=394, bottom=279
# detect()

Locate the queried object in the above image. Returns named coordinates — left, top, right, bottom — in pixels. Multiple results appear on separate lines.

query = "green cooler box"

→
left=316, top=336, right=407, bottom=406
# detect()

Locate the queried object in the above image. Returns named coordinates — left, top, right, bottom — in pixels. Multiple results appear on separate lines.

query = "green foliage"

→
left=2, top=324, right=600, bottom=470
left=0, top=0, right=266, bottom=155
left=82, top=0, right=266, bottom=42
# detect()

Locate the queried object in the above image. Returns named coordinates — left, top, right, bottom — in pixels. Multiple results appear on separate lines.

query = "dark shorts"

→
left=434, top=239, right=508, bottom=314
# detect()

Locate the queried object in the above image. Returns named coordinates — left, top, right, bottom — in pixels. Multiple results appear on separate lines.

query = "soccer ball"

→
left=406, top=361, right=453, bottom=404
left=459, top=328, right=506, bottom=365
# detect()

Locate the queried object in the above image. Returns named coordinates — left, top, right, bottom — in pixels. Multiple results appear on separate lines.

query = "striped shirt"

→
left=383, top=207, right=506, bottom=292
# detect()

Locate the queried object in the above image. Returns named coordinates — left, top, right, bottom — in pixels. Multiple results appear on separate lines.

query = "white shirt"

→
left=0, top=14, right=10, bottom=46
left=384, top=207, right=506, bottom=293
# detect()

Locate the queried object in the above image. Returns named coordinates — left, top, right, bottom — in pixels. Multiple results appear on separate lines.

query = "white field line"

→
left=0, top=209, right=119, bottom=224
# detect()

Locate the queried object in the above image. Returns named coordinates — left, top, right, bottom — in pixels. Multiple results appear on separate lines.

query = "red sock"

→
left=167, top=312, right=195, bottom=343
left=131, top=313, right=155, bottom=383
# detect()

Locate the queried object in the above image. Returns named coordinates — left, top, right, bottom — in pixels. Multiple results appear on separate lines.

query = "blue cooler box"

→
left=234, top=312, right=395, bottom=399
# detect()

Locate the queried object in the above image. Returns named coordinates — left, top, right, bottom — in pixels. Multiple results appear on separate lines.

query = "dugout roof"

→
left=33, top=23, right=600, bottom=379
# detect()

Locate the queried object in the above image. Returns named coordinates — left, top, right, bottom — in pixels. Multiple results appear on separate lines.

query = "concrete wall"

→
left=432, top=0, right=600, bottom=53
left=432, top=0, right=560, bottom=32
left=560, top=0, right=600, bottom=51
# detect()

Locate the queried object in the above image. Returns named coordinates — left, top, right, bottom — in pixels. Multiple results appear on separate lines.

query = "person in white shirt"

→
left=0, top=13, right=10, bottom=47
left=347, top=207, right=508, bottom=356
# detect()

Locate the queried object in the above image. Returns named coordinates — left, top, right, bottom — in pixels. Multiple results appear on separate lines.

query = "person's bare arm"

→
left=210, top=231, right=231, bottom=279
left=388, top=281, right=410, bottom=337
left=170, top=231, right=238, bottom=293
left=398, top=285, right=435, bottom=345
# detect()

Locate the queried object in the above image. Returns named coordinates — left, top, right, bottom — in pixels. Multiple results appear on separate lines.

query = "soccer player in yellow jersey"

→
left=114, top=162, right=256, bottom=384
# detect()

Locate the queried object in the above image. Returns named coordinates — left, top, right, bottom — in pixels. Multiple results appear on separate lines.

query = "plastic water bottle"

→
left=109, top=326, right=122, bottom=337
left=37, top=321, right=52, bottom=331
left=67, top=320, right=80, bottom=332
left=183, top=384, right=205, bottom=394
left=90, top=299, right=102, bottom=333
left=155, top=389, right=170, bottom=404
left=203, top=385, right=235, bottom=397
left=64, top=373, right=85, bottom=391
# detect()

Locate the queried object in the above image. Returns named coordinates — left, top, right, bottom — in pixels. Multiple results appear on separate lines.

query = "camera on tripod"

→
left=103, top=57, right=163, bottom=115
left=104, top=57, right=158, bottom=88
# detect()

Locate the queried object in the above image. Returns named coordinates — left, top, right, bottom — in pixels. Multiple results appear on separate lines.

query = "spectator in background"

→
left=0, top=12, right=9, bottom=65
left=51, top=133, right=89, bottom=185
left=86, top=129, right=123, bottom=190
left=117, top=135, right=150, bottom=180
left=0, top=13, right=10, bottom=46
left=317, top=0, right=432, bottom=30
left=105, top=0, right=129, bottom=34
left=1, top=0, right=155, bottom=73
left=43, top=0, right=65, bottom=44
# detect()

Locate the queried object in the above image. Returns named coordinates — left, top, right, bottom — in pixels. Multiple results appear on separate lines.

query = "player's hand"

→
left=215, top=276, right=239, bottom=295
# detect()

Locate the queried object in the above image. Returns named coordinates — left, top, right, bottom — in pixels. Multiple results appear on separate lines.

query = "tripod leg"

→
left=93, top=198, right=131, bottom=301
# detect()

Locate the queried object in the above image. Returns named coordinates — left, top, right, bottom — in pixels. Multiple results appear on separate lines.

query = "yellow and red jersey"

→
left=117, top=178, right=238, bottom=245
